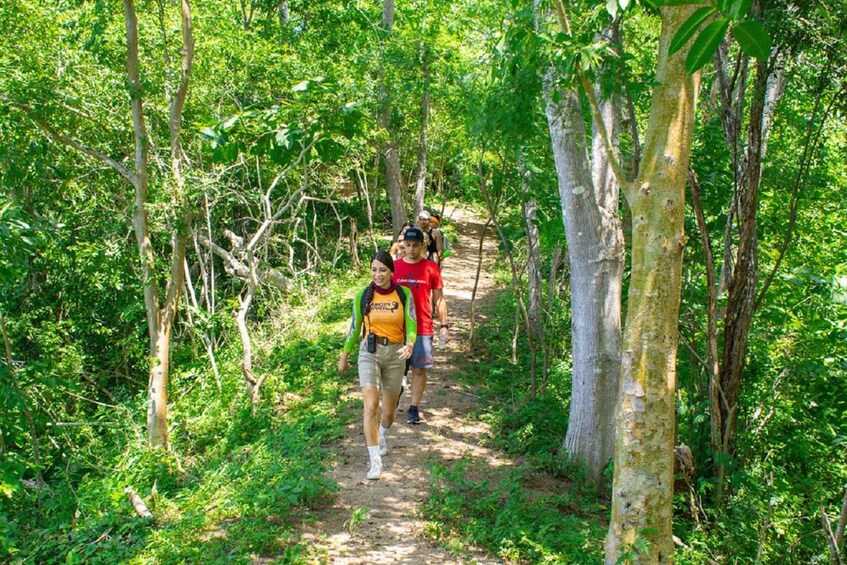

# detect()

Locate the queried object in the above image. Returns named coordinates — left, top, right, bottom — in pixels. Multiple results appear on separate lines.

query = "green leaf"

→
left=220, top=115, right=240, bottom=131
left=292, top=80, right=309, bottom=92
left=732, top=20, right=771, bottom=61
left=651, top=0, right=701, bottom=5
left=727, top=0, right=754, bottom=19
left=606, top=0, right=617, bottom=19
left=716, top=0, right=731, bottom=12
left=685, top=17, right=729, bottom=73
left=669, top=6, right=717, bottom=56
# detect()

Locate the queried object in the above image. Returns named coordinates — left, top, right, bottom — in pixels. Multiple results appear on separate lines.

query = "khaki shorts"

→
left=357, top=340, right=405, bottom=395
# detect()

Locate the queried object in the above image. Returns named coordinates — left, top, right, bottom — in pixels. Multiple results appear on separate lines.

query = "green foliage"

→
left=663, top=0, right=771, bottom=72
left=2, top=279, right=352, bottom=563
left=424, top=456, right=607, bottom=563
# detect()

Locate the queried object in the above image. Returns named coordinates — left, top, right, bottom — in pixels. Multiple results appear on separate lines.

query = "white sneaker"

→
left=367, top=459, right=382, bottom=480
left=379, top=434, right=389, bottom=456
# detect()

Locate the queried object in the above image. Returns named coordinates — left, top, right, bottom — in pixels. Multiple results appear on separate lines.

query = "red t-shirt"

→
left=393, top=258, right=443, bottom=336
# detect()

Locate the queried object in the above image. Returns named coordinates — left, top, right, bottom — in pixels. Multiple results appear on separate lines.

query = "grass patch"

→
left=420, top=285, right=610, bottom=562
left=423, top=455, right=607, bottom=563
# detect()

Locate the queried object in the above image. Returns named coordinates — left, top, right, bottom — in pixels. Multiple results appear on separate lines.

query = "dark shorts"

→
left=410, top=335, right=433, bottom=369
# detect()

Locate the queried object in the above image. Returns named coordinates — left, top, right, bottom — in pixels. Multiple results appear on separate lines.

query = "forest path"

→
left=298, top=205, right=508, bottom=564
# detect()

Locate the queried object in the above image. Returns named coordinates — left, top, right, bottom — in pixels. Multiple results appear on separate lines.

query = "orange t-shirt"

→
left=364, top=288, right=406, bottom=344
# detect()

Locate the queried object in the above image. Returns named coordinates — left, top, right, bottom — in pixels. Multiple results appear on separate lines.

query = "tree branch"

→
left=550, top=0, right=627, bottom=186
left=0, top=95, right=136, bottom=185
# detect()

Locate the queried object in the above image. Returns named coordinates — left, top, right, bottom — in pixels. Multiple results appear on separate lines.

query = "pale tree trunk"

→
left=277, top=1, right=289, bottom=26
left=236, top=280, right=265, bottom=406
left=540, top=3, right=624, bottom=483
left=6, top=0, right=194, bottom=449
left=413, top=78, right=430, bottom=218
left=379, top=0, right=406, bottom=237
left=125, top=0, right=194, bottom=448
left=413, top=14, right=430, bottom=219
left=606, top=5, right=702, bottom=563
left=183, top=257, right=221, bottom=389
left=519, top=157, right=545, bottom=385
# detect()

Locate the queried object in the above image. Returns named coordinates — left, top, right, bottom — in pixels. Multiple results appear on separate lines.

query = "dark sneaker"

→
left=407, top=405, right=421, bottom=425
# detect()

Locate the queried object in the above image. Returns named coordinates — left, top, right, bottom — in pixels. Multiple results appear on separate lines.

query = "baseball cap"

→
left=403, top=227, right=425, bottom=242
left=417, top=210, right=431, bottom=220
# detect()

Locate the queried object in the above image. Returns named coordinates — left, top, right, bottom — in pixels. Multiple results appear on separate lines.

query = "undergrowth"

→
left=420, top=288, right=611, bottom=563
left=2, top=269, right=364, bottom=564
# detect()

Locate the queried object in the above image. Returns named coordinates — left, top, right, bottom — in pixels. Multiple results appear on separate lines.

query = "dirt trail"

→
left=299, top=206, right=507, bottom=564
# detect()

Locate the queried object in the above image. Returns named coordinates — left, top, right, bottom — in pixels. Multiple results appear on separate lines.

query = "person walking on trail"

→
left=338, top=251, right=417, bottom=480
left=428, top=212, right=451, bottom=264
left=389, top=222, right=413, bottom=261
left=392, top=227, right=449, bottom=424
left=416, top=210, right=444, bottom=266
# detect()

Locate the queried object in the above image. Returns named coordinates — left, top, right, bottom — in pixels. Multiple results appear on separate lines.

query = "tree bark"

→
left=379, top=0, right=406, bottom=237
left=124, top=0, right=195, bottom=448
left=714, top=58, right=768, bottom=499
left=413, top=18, right=430, bottom=218
left=606, top=5, right=702, bottom=563
left=520, top=158, right=544, bottom=383
left=413, top=79, right=430, bottom=218
left=469, top=218, right=492, bottom=344
left=540, top=4, right=624, bottom=484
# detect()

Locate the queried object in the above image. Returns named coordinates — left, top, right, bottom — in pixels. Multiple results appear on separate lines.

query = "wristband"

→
left=440, top=324, right=450, bottom=329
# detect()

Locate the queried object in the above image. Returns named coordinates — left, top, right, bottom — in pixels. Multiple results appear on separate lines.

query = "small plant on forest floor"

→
left=344, top=506, right=370, bottom=534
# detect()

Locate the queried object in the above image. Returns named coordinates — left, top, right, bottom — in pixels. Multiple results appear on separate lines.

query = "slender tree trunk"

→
left=606, top=5, right=702, bottom=562
left=125, top=0, right=194, bottom=448
left=236, top=282, right=258, bottom=402
left=278, top=1, right=289, bottom=26
left=469, top=218, right=492, bottom=344
left=479, top=162, right=536, bottom=395
left=413, top=18, right=430, bottom=218
left=184, top=258, right=221, bottom=389
left=520, top=158, right=544, bottom=383
left=379, top=0, right=406, bottom=237
left=413, top=80, right=430, bottom=218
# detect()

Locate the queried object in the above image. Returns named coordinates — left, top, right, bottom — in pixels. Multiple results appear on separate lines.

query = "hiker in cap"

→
left=392, top=227, right=449, bottom=424
left=416, top=210, right=444, bottom=265
left=339, top=251, right=417, bottom=480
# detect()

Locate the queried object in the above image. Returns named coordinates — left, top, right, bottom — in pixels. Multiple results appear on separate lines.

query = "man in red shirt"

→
left=393, top=227, right=450, bottom=424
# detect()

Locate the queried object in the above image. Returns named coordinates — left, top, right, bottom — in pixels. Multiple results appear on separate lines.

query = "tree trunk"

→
left=236, top=282, right=258, bottom=403
left=469, top=218, right=492, bottom=344
left=124, top=0, right=194, bottom=448
left=413, top=81, right=430, bottom=218
left=520, top=158, right=544, bottom=383
left=413, top=21, right=430, bottom=218
left=379, top=0, right=406, bottom=237
left=543, top=80, right=623, bottom=482
left=540, top=5, right=624, bottom=484
left=278, top=1, right=289, bottom=26
left=606, top=5, right=702, bottom=563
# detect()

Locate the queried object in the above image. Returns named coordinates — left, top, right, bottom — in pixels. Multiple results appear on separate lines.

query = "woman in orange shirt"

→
left=338, top=251, right=417, bottom=479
